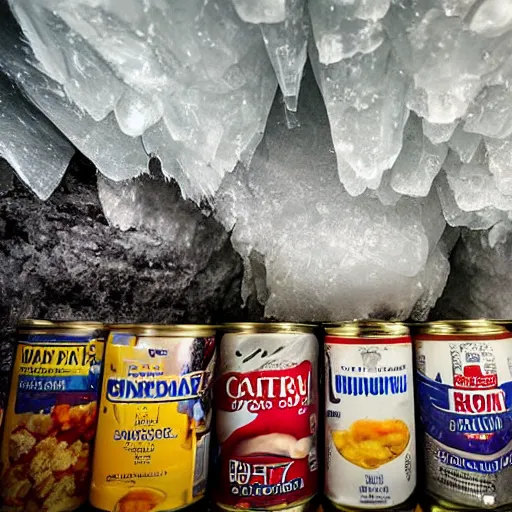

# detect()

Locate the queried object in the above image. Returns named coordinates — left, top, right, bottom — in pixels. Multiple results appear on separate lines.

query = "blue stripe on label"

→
left=20, top=334, right=97, bottom=343
left=436, top=448, right=512, bottom=474
left=18, top=375, right=90, bottom=392
left=14, top=390, right=97, bottom=414
left=418, top=372, right=512, bottom=456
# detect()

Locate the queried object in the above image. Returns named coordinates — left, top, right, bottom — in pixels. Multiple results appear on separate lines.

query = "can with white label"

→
left=415, top=320, right=512, bottom=511
left=215, top=322, right=319, bottom=512
left=324, top=320, right=416, bottom=511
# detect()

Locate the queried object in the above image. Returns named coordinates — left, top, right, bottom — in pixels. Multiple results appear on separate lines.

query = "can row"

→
left=1, top=319, right=511, bottom=512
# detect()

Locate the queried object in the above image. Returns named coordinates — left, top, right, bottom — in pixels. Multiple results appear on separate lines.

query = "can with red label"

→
left=215, top=323, right=319, bottom=512
left=414, top=320, right=512, bottom=511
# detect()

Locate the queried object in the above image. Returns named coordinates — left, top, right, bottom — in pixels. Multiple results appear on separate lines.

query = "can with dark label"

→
left=1, top=319, right=106, bottom=512
left=324, top=320, right=416, bottom=511
left=90, top=324, right=217, bottom=512
left=414, top=320, right=512, bottom=510
left=215, top=323, right=319, bottom=512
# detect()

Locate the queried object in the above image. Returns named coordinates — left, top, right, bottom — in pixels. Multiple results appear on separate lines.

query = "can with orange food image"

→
left=323, top=320, right=416, bottom=512
left=89, top=324, right=217, bottom=512
left=0, top=319, right=106, bottom=512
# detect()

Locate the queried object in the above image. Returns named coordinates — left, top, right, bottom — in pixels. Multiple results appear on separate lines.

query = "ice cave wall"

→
left=1, top=0, right=512, bottom=330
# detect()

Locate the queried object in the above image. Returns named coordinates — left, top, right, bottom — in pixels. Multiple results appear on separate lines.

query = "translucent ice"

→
left=443, top=146, right=512, bottom=212
left=468, top=0, right=512, bottom=38
left=0, top=72, right=73, bottom=200
left=311, top=41, right=409, bottom=193
left=448, top=126, right=482, bottom=163
left=391, top=114, right=448, bottom=197
left=6, top=0, right=278, bottom=200
left=232, top=0, right=286, bottom=24
left=259, top=0, right=309, bottom=112
left=1, top=0, right=512, bottom=322
left=422, top=120, right=458, bottom=144
left=214, top=78, right=449, bottom=321
left=485, top=136, right=512, bottom=192
left=464, top=85, right=512, bottom=139
left=309, top=0, right=386, bottom=64
left=387, top=5, right=512, bottom=124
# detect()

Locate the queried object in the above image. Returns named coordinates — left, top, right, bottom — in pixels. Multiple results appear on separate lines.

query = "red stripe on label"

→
left=325, top=335, right=411, bottom=345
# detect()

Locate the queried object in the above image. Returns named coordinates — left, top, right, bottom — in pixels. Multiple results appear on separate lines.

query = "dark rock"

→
left=0, top=154, right=261, bottom=405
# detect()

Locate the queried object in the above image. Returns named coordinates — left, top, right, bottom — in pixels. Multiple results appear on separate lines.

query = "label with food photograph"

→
left=215, top=331, right=319, bottom=511
left=89, top=331, right=216, bottom=512
left=1, top=329, right=105, bottom=512
left=325, top=335, right=416, bottom=509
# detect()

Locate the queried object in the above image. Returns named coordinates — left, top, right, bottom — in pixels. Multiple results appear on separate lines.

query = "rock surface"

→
left=0, top=157, right=256, bottom=403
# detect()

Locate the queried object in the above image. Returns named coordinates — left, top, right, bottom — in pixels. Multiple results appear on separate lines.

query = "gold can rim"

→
left=417, top=319, right=508, bottom=336
left=324, top=320, right=409, bottom=338
left=18, top=319, right=106, bottom=333
left=221, top=322, right=315, bottom=334
left=489, top=319, right=512, bottom=325
left=108, top=323, right=218, bottom=337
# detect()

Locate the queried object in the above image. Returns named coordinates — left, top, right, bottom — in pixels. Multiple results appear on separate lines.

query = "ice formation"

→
left=214, top=78, right=450, bottom=321
left=2, top=0, right=512, bottom=319
left=1, top=0, right=278, bottom=201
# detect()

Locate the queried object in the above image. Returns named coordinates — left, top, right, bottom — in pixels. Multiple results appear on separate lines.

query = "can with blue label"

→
left=415, top=320, right=512, bottom=510
left=0, top=319, right=106, bottom=512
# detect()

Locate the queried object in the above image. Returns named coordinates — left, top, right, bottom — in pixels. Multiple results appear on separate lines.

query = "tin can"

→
left=89, top=324, right=217, bottom=512
left=324, top=320, right=416, bottom=511
left=414, top=320, right=512, bottom=510
left=215, top=322, right=319, bottom=512
left=1, top=319, right=106, bottom=512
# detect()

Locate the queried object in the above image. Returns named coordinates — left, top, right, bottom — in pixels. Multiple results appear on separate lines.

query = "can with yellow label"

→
left=1, top=319, right=106, bottom=512
left=90, top=324, right=217, bottom=512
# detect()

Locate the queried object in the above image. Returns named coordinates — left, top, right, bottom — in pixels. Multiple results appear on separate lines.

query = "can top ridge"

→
left=18, top=319, right=106, bottom=333
left=324, top=319, right=409, bottom=338
left=108, top=323, right=217, bottom=337
left=416, top=319, right=507, bottom=336
left=221, top=322, right=315, bottom=334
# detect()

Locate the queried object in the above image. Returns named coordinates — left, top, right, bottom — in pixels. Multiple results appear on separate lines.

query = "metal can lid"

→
left=324, top=320, right=409, bottom=338
left=107, top=323, right=218, bottom=337
left=417, top=319, right=508, bottom=336
left=221, top=322, right=315, bottom=334
left=489, top=319, right=512, bottom=326
left=18, top=319, right=106, bottom=333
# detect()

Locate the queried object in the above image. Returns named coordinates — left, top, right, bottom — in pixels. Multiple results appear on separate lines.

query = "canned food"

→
left=324, top=320, right=416, bottom=511
left=215, top=322, right=319, bottom=511
left=415, top=320, right=512, bottom=509
left=90, top=324, right=217, bottom=512
left=1, top=319, right=106, bottom=512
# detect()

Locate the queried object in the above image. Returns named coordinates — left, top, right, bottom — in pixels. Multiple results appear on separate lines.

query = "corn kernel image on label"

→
left=1, top=328, right=105, bottom=512
left=90, top=331, right=216, bottom=512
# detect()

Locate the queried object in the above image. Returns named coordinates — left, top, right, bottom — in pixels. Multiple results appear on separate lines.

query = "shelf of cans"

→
left=0, top=318, right=510, bottom=512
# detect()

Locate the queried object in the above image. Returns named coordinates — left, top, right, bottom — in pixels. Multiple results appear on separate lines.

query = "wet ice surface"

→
left=3, top=0, right=512, bottom=319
